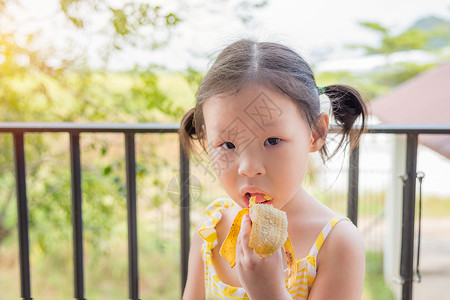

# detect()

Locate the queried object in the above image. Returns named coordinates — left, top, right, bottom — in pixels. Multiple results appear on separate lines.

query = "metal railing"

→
left=353, top=124, right=450, bottom=300
left=1, top=122, right=449, bottom=300
left=1, top=123, right=180, bottom=300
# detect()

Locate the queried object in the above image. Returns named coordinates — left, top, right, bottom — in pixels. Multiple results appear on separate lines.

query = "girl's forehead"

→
left=205, top=85, right=293, bottom=113
left=203, top=85, right=306, bottom=131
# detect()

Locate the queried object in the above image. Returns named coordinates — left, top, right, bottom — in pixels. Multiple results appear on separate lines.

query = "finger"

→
left=237, top=213, right=253, bottom=256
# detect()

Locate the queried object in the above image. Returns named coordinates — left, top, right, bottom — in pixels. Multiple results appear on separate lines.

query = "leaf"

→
left=68, top=16, right=84, bottom=28
left=103, top=165, right=112, bottom=175
left=359, top=21, right=389, bottom=34
left=100, top=144, right=108, bottom=156
left=165, top=13, right=180, bottom=26
left=110, top=8, right=130, bottom=36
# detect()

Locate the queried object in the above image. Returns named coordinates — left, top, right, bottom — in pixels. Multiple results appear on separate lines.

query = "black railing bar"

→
left=1, top=123, right=450, bottom=134
left=70, top=133, right=86, bottom=300
left=0, top=122, right=180, bottom=133
left=125, top=133, right=140, bottom=300
left=400, top=134, right=419, bottom=300
left=179, top=144, right=190, bottom=297
left=13, top=133, right=33, bottom=300
left=347, top=143, right=360, bottom=226
left=329, top=124, right=450, bottom=134
left=366, top=124, right=450, bottom=134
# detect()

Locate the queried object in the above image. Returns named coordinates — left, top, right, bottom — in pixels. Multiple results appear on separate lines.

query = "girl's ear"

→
left=310, top=114, right=329, bottom=153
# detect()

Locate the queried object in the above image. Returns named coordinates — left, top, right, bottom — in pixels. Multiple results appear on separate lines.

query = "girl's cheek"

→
left=210, top=151, right=237, bottom=177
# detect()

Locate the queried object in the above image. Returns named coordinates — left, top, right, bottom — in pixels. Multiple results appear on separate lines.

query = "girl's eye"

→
left=220, top=142, right=235, bottom=150
left=264, top=137, right=281, bottom=146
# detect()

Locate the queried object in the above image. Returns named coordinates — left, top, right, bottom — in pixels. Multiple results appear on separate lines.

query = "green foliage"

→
left=0, top=0, right=198, bottom=251
left=0, top=204, right=182, bottom=299
left=391, top=29, right=428, bottom=51
left=360, top=22, right=389, bottom=34
left=351, top=17, right=449, bottom=55
left=0, top=68, right=190, bottom=254
left=0, top=135, right=14, bottom=245
left=132, top=70, right=185, bottom=120
left=58, top=0, right=180, bottom=52
left=316, top=70, right=383, bottom=100
left=317, top=60, right=438, bottom=101
left=183, top=67, right=205, bottom=92
left=363, top=251, right=395, bottom=300
left=321, top=15, right=450, bottom=100
left=410, top=16, right=450, bottom=49
left=0, top=1, right=268, bottom=298
left=369, top=62, right=435, bottom=87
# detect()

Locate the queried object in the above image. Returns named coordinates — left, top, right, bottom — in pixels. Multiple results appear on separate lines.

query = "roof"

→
left=370, top=62, right=450, bottom=159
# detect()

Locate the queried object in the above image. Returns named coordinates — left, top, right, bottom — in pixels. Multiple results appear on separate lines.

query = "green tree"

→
left=1, top=1, right=267, bottom=297
left=0, top=0, right=267, bottom=246
left=350, top=15, right=450, bottom=58
left=350, top=22, right=428, bottom=56
left=331, top=15, right=450, bottom=99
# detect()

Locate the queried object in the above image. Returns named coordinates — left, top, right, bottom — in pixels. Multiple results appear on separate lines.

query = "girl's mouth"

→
left=245, top=192, right=272, bottom=204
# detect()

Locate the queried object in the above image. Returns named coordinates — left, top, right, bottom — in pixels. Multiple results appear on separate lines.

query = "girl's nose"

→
left=237, top=152, right=266, bottom=177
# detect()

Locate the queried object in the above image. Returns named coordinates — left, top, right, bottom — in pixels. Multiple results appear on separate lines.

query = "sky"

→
left=116, top=0, right=450, bottom=71
left=4, top=0, right=450, bottom=71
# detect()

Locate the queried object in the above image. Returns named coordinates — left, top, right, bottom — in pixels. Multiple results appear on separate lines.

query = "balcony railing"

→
left=0, top=122, right=449, bottom=300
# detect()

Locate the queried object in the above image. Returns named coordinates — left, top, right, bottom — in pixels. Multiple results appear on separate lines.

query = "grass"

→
left=363, top=251, right=395, bottom=300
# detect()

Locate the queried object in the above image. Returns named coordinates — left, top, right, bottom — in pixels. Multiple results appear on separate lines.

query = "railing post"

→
left=70, top=132, right=85, bottom=300
left=179, top=143, right=190, bottom=296
left=400, top=134, right=418, bottom=300
left=13, top=133, right=33, bottom=300
left=125, top=133, right=140, bottom=300
left=347, top=143, right=360, bottom=226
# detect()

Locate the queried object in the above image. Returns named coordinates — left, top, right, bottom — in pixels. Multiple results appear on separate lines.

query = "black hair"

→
left=180, top=39, right=367, bottom=161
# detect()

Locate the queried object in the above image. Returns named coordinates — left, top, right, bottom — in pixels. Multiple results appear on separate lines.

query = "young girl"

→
left=180, top=39, right=367, bottom=300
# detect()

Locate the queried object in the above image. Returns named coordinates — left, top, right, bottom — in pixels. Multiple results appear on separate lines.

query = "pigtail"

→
left=179, top=107, right=208, bottom=156
left=321, top=84, right=367, bottom=159
left=179, top=108, right=197, bottom=156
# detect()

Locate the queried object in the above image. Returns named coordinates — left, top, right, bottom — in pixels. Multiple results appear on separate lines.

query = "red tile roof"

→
left=370, top=62, right=450, bottom=159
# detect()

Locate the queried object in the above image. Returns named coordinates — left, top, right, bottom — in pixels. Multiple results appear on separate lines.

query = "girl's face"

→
left=203, top=84, right=326, bottom=210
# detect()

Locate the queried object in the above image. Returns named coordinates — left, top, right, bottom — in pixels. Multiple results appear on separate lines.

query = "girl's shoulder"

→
left=315, top=216, right=365, bottom=271
left=308, top=217, right=366, bottom=298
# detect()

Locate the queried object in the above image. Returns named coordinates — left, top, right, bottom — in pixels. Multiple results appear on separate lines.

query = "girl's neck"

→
left=281, top=187, right=313, bottom=217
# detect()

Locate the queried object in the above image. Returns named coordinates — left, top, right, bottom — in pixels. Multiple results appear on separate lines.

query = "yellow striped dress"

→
left=198, top=198, right=349, bottom=300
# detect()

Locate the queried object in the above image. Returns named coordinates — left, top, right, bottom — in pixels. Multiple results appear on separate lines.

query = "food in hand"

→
left=248, top=198, right=288, bottom=257
left=219, top=196, right=297, bottom=289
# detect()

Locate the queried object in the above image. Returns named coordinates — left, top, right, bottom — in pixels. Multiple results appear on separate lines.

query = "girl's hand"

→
left=235, top=214, right=291, bottom=300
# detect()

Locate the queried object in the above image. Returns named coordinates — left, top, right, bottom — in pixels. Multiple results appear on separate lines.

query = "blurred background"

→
left=1, top=0, right=449, bottom=299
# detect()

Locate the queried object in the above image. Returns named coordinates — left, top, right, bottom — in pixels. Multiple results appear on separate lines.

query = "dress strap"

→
left=198, top=198, right=235, bottom=245
left=308, top=216, right=350, bottom=258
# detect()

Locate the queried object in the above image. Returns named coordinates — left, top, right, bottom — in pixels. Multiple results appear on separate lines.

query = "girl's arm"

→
left=182, top=227, right=205, bottom=300
left=308, top=221, right=366, bottom=300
